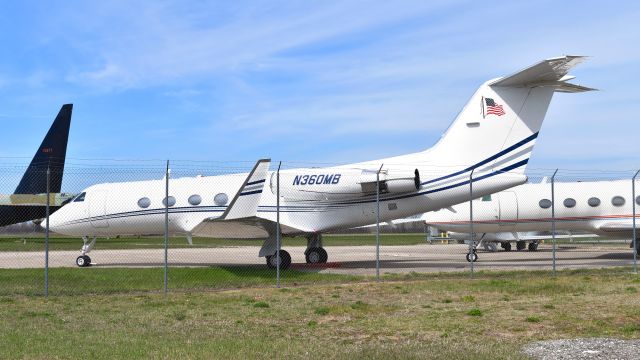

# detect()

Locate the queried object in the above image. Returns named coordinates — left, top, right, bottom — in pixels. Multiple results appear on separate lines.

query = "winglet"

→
left=220, top=159, right=271, bottom=220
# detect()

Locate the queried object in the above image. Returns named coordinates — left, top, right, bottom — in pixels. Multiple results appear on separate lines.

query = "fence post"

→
left=551, top=169, right=558, bottom=276
left=469, top=169, right=475, bottom=276
left=45, top=165, right=50, bottom=297
left=632, top=170, right=639, bottom=274
left=376, top=164, right=384, bottom=282
left=276, top=162, right=282, bottom=288
left=164, top=160, right=169, bottom=295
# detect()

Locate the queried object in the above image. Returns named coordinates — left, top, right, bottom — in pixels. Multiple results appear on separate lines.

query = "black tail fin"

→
left=14, top=104, right=72, bottom=194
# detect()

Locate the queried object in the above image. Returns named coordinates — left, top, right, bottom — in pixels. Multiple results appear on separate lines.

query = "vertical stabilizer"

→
left=14, top=104, right=73, bottom=194
left=427, top=56, right=593, bottom=175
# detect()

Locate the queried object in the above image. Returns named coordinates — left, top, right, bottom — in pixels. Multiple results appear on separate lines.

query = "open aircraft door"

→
left=498, top=192, right=518, bottom=227
left=89, top=190, right=109, bottom=228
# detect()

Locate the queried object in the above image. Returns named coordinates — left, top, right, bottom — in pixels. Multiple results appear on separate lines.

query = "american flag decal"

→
left=483, top=97, right=505, bottom=117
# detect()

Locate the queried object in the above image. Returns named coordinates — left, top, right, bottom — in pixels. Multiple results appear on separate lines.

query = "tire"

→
left=501, top=242, right=512, bottom=251
left=76, top=255, right=90, bottom=267
left=528, top=242, right=539, bottom=251
left=305, top=247, right=328, bottom=264
left=516, top=241, right=526, bottom=251
left=466, top=252, right=478, bottom=262
left=266, top=250, right=292, bottom=270
left=318, top=248, right=328, bottom=263
left=305, top=247, right=322, bottom=264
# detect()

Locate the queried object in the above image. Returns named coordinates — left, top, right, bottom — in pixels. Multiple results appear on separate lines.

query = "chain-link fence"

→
left=0, top=159, right=638, bottom=297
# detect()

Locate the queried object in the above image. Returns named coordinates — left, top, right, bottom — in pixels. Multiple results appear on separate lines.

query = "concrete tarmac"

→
left=1, top=244, right=636, bottom=275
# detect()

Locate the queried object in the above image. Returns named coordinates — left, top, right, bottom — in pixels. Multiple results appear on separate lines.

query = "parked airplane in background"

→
left=0, top=104, right=74, bottom=227
left=417, top=179, right=640, bottom=261
left=49, top=56, right=593, bottom=268
left=434, top=230, right=591, bottom=252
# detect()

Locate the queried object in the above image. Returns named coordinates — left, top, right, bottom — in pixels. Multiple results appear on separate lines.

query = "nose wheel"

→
left=466, top=251, right=478, bottom=262
left=76, top=255, right=91, bottom=267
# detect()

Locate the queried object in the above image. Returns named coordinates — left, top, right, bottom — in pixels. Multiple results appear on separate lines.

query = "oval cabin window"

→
left=138, top=197, right=151, bottom=208
left=563, top=198, right=576, bottom=208
left=539, top=199, right=552, bottom=209
left=214, top=193, right=228, bottom=206
left=612, top=196, right=625, bottom=207
left=188, top=194, right=202, bottom=206
left=588, top=197, right=601, bottom=207
left=162, top=196, right=176, bottom=207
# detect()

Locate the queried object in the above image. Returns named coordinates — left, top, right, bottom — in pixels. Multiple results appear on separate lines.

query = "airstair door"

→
left=89, top=190, right=109, bottom=228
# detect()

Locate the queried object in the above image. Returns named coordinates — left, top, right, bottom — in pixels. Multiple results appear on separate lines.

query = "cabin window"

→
left=563, top=198, right=576, bottom=208
left=588, top=197, right=601, bottom=207
left=214, top=193, right=228, bottom=206
left=137, top=197, right=151, bottom=208
left=73, top=192, right=86, bottom=202
left=388, top=203, right=398, bottom=211
left=162, top=196, right=176, bottom=207
left=636, top=196, right=640, bottom=206
left=188, top=194, right=202, bottom=206
left=482, top=195, right=492, bottom=201
left=612, top=196, right=625, bottom=207
left=539, top=199, right=552, bottom=209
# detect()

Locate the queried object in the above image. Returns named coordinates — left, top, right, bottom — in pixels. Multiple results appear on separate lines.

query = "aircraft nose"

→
left=47, top=208, right=69, bottom=234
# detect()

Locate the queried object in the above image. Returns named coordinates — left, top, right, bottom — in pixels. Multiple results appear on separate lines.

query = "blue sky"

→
left=0, top=0, right=639, bottom=173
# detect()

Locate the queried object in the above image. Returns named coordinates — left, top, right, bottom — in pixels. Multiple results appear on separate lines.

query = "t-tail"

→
left=13, top=104, right=73, bottom=194
left=426, top=55, right=594, bottom=176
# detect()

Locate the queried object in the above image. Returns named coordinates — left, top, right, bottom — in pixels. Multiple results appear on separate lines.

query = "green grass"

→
left=0, top=266, right=361, bottom=296
left=0, top=233, right=430, bottom=251
left=1, top=268, right=639, bottom=359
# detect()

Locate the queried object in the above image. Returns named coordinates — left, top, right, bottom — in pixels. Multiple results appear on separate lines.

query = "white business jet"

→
left=418, top=179, right=640, bottom=259
left=49, top=56, right=593, bottom=269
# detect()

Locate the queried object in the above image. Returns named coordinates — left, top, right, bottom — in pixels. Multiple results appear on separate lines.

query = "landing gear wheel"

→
left=76, top=255, right=91, bottom=267
left=516, top=241, right=526, bottom=251
left=501, top=242, right=512, bottom=251
left=528, top=242, right=539, bottom=251
left=305, top=247, right=328, bottom=264
left=266, top=250, right=291, bottom=270
left=466, top=252, right=478, bottom=262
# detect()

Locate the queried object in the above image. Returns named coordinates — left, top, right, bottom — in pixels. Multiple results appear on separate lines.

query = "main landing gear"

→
left=266, top=250, right=291, bottom=270
left=263, top=233, right=329, bottom=270
left=76, top=236, right=97, bottom=267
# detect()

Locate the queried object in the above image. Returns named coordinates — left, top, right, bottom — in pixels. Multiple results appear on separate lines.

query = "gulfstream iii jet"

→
left=0, top=104, right=74, bottom=227
left=48, top=56, right=593, bottom=268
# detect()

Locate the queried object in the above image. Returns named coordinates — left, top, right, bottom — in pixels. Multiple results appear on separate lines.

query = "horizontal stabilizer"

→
left=220, top=159, right=271, bottom=220
left=489, top=55, right=595, bottom=91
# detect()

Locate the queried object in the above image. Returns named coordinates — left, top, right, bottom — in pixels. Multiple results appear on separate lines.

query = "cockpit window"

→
left=73, top=192, right=86, bottom=202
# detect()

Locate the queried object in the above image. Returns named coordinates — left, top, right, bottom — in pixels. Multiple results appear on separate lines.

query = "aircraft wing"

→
left=187, top=158, right=308, bottom=239
left=190, top=216, right=304, bottom=239
left=596, top=222, right=637, bottom=233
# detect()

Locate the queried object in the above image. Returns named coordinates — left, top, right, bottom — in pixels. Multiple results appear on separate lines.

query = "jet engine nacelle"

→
left=271, top=168, right=420, bottom=200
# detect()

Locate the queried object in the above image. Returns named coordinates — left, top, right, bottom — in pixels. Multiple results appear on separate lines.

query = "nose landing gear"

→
left=75, top=236, right=97, bottom=267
